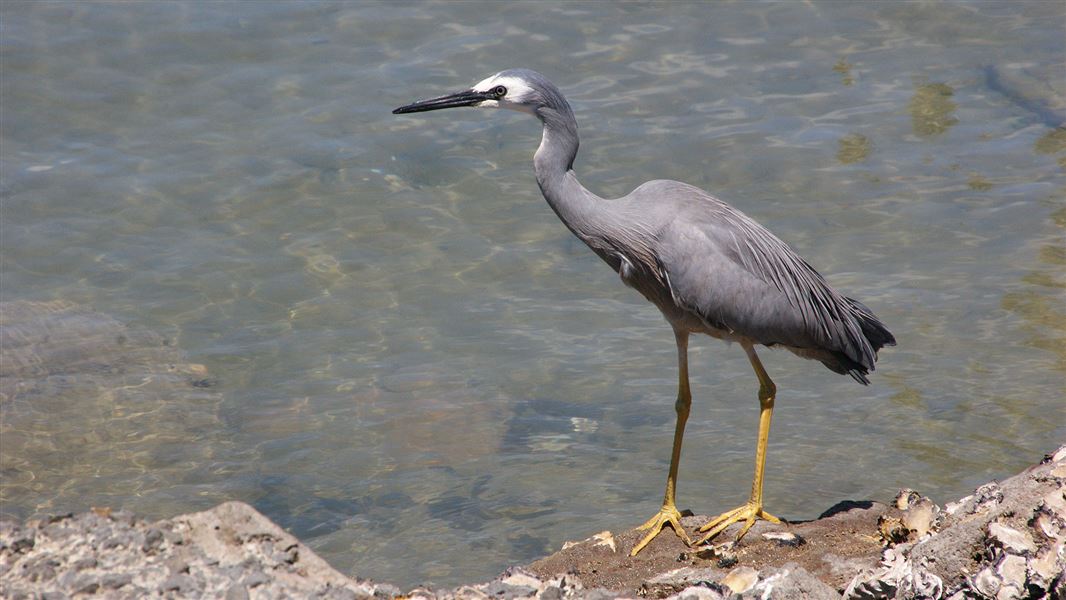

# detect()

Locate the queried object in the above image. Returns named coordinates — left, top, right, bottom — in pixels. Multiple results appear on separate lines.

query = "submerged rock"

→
left=0, top=300, right=227, bottom=520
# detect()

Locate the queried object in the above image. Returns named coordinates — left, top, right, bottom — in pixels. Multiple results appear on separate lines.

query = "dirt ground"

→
left=529, top=501, right=891, bottom=597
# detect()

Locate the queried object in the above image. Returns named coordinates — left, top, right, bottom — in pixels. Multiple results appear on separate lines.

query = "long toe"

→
left=631, top=505, right=693, bottom=556
left=695, top=503, right=780, bottom=546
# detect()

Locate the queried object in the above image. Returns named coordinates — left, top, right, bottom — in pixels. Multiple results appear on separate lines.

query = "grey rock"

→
left=994, top=554, right=1028, bottom=600
left=987, top=522, right=1036, bottom=555
left=142, top=527, right=164, bottom=554
left=843, top=547, right=942, bottom=600
left=971, top=565, right=1000, bottom=598
left=71, top=557, right=97, bottom=571
left=0, top=502, right=400, bottom=599
left=226, top=583, right=251, bottom=600
left=163, top=573, right=198, bottom=593
left=111, top=510, right=138, bottom=527
left=907, top=448, right=1066, bottom=598
left=0, top=523, right=34, bottom=554
left=844, top=577, right=896, bottom=600
left=101, top=572, right=134, bottom=589
left=22, top=555, right=60, bottom=582
left=480, top=579, right=538, bottom=598
left=645, top=566, right=726, bottom=597
left=1053, top=572, right=1066, bottom=600
left=577, top=589, right=623, bottom=600
left=1033, top=488, right=1066, bottom=540
left=823, top=553, right=881, bottom=582
left=1029, top=543, right=1066, bottom=590
left=102, top=534, right=130, bottom=550
left=243, top=570, right=270, bottom=588
left=672, top=585, right=729, bottom=600
left=72, top=575, right=101, bottom=595
left=974, top=481, right=1005, bottom=510
left=746, top=565, right=841, bottom=600
left=319, top=586, right=364, bottom=600
left=164, top=554, right=189, bottom=575
left=374, top=582, right=402, bottom=598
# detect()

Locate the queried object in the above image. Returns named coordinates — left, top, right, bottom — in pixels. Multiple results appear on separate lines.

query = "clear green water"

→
left=2, top=0, right=1063, bottom=589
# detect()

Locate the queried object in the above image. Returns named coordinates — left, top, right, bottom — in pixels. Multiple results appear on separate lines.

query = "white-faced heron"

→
left=393, top=69, right=895, bottom=556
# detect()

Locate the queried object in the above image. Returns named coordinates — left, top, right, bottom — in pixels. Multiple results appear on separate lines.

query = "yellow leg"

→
left=695, top=344, right=781, bottom=545
left=631, top=330, right=695, bottom=556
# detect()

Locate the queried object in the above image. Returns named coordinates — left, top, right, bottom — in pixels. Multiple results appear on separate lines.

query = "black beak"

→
left=392, top=89, right=491, bottom=114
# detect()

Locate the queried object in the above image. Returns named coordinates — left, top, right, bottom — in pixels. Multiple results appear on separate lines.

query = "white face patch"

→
left=471, top=73, right=537, bottom=113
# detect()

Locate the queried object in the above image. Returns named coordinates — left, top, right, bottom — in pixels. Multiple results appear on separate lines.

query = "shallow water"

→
left=1, top=0, right=1064, bottom=589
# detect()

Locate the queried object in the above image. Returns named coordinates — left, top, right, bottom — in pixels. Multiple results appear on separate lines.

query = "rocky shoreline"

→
left=2, top=447, right=1064, bottom=599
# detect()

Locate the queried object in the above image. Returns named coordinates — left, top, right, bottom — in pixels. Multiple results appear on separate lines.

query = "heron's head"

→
left=393, top=69, right=569, bottom=121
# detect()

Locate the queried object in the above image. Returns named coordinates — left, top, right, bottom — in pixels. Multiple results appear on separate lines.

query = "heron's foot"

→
left=694, top=502, right=780, bottom=546
left=630, top=503, right=693, bottom=556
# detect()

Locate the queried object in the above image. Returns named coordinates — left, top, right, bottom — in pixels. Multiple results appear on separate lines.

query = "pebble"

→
left=591, top=531, right=616, bottom=553
left=719, top=566, right=758, bottom=594
left=561, top=530, right=617, bottom=553
left=716, top=555, right=738, bottom=569
left=761, top=531, right=805, bottom=547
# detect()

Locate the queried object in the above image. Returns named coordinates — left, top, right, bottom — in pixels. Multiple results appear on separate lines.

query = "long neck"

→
left=533, top=106, right=604, bottom=242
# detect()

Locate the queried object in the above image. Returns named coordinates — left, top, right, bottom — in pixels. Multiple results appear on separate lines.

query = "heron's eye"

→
left=492, top=85, right=507, bottom=98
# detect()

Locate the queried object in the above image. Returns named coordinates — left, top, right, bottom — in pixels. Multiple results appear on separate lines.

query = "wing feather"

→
left=639, top=182, right=885, bottom=376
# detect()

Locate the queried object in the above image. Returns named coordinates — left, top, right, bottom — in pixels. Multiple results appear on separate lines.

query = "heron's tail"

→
left=845, top=297, right=896, bottom=353
left=829, top=297, right=895, bottom=385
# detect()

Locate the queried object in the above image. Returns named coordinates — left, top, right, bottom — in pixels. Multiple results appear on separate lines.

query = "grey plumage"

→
left=547, top=175, right=893, bottom=384
left=394, top=68, right=895, bottom=553
left=450, top=69, right=894, bottom=381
